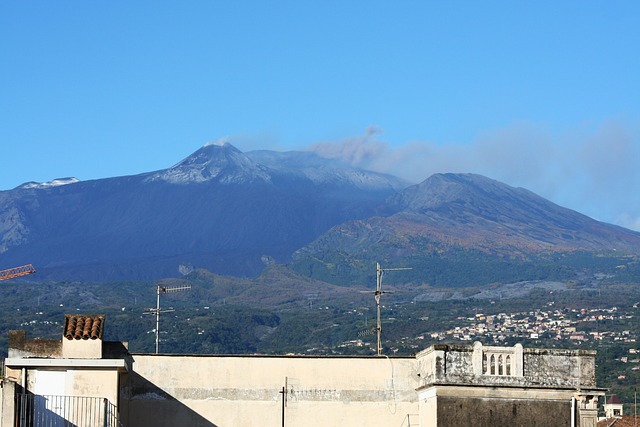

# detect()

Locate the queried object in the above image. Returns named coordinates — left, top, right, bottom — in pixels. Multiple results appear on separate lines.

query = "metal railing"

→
left=15, top=393, right=122, bottom=427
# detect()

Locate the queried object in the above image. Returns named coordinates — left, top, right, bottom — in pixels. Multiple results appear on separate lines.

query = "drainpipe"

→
left=571, top=396, right=576, bottom=427
left=20, top=368, right=27, bottom=427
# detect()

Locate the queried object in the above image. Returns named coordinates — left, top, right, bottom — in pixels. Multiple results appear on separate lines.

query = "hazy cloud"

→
left=305, top=122, right=640, bottom=231
left=307, top=126, right=387, bottom=165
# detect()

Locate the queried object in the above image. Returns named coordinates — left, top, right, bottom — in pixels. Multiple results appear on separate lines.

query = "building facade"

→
left=603, top=394, right=624, bottom=418
left=415, top=341, right=602, bottom=427
left=1, top=315, right=604, bottom=427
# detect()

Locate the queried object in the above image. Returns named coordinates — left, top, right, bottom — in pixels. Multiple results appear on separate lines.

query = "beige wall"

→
left=62, top=338, right=102, bottom=359
left=4, top=367, right=120, bottom=409
left=123, top=354, right=419, bottom=427
left=67, top=370, right=120, bottom=404
left=417, top=385, right=576, bottom=427
left=2, top=339, right=603, bottom=427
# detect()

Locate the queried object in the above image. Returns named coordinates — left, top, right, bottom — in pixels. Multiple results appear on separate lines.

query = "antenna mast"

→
left=375, top=262, right=411, bottom=356
left=145, top=284, right=191, bottom=354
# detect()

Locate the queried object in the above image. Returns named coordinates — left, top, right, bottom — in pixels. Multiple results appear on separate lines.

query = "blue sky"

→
left=1, top=2, right=639, bottom=229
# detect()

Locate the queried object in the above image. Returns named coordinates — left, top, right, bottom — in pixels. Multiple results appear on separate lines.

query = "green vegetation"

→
left=292, top=248, right=640, bottom=288
left=2, top=259, right=640, bottom=413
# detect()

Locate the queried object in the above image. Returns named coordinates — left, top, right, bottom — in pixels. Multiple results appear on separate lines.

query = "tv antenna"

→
left=373, top=262, right=411, bottom=356
left=144, top=284, right=191, bottom=354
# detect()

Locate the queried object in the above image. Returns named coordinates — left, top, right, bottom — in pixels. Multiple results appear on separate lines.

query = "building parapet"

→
left=7, top=330, right=61, bottom=359
left=415, top=341, right=598, bottom=389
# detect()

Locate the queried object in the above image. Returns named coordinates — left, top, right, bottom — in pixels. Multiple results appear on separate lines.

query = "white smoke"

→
left=305, top=121, right=640, bottom=231
left=307, top=126, right=387, bottom=165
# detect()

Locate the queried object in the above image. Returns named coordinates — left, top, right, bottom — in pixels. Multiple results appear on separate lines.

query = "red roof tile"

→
left=64, top=314, right=105, bottom=340
left=598, top=416, right=640, bottom=427
left=608, top=394, right=623, bottom=404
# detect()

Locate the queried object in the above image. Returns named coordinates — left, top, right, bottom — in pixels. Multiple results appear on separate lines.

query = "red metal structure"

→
left=0, top=264, right=36, bottom=281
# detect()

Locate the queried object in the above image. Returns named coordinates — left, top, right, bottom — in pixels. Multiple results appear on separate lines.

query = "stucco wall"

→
left=436, top=396, right=571, bottom=427
left=523, top=348, right=596, bottom=388
left=122, top=354, right=419, bottom=427
left=7, top=330, right=61, bottom=359
left=21, top=368, right=120, bottom=406
left=62, top=339, right=102, bottom=359
left=3, top=335, right=603, bottom=427
left=415, top=343, right=597, bottom=390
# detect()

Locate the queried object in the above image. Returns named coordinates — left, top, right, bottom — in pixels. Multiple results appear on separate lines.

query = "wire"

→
left=385, top=355, right=398, bottom=414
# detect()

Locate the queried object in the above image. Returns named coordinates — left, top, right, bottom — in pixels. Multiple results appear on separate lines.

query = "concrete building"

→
left=1, top=314, right=605, bottom=427
left=415, top=341, right=602, bottom=427
left=604, top=394, right=624, bottom=418
left=1, top=315, right=129, bottom=427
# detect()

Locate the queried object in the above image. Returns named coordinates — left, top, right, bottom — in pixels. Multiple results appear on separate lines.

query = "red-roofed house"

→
left=605, top=394, right=624, bottom=418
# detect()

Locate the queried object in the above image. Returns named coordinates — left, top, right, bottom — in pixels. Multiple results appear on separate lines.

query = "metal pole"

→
left=376, top=263, right=383, bottom=356
left=279, top=386, right=286, bottom=427
left=374, top=262, right=411, bottom=356
left=155, top=286, right=161, bottom=354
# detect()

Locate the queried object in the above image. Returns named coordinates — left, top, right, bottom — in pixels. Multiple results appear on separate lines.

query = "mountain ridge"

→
left=2, top=144, right=639, bottom=285
left=0, top=144, right=403, bottom=281
left=290, top=173, right=640, bottom=287
left=382, top=173, right=640, bottom=252
left=147, top=143, right=272, bottom=185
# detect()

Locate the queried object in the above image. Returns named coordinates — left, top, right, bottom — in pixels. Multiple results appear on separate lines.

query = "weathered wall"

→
left=415, top=343, right=597, bottom=389
left=122, top=354, right=419, bottom=427
left=68, top=370, right=120, bottom=405
left=20, top=368, right=121, bottom=406
left=523, top=348, right=596, bottom=388
left=7, top=330, right=61, bottom=359
left=0, top=380, right=20, bottom=427
left=3, top=335, right=603, bottom=427
left=414, top=343, right=601, bottom=427
left=0, top=380, right=15, bottom=427
left=437, top=396, right=571, bottom=427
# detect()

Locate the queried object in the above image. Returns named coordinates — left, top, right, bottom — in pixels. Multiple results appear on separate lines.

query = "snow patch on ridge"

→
left=19, top=177, right=80, bottom=189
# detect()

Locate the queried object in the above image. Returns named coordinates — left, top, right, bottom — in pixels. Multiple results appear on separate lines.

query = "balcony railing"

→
left=15, top=393, right=122, bottom=427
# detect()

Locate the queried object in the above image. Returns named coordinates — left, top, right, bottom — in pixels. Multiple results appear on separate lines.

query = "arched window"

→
left=498, top=355, right=504, bottom=375
left=490, top=354, right=496, bottom=375
left=482, top=353, right=488, bottom=374
left=506, top=355, right=511, bottom=376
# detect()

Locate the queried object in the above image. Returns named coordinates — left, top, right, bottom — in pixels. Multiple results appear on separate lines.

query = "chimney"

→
left=61, top=314, right=105, bottom=359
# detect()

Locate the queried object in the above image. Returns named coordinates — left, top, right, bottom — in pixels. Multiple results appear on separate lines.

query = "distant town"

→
left=339, top=303, right=638, bottom=352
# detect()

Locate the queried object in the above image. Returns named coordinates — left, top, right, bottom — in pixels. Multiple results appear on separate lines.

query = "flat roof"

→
left=5, top=357, right=129, bottom=371
left=130, top=352, right=415, bottom=359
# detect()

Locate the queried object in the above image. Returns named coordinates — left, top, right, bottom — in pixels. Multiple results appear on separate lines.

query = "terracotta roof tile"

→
left=64, top=314, right=105, bottom=340
left=608, top=394, right=623, bottom=404
left=598, top=416, right=640, bottom=427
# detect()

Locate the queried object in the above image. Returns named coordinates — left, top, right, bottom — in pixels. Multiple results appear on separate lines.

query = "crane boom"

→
left=0, top=264, right=36, bottom=281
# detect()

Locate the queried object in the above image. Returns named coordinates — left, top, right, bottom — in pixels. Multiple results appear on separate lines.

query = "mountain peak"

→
left=388, top=173, right=542, bottom=213
left=377, top=172, right=640, bottom=253
left=147, top=143, right=271, bottom=185
left=203, top=138, right=232, bottom=148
